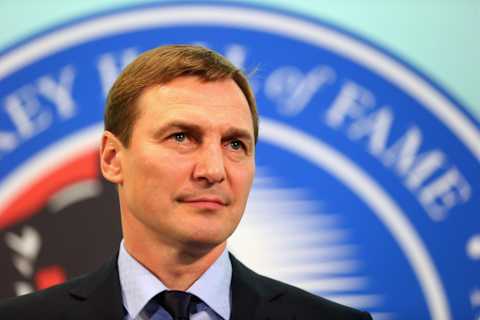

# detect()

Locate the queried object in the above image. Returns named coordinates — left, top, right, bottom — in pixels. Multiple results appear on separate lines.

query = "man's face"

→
left=114, top=76, right=255, bottom=250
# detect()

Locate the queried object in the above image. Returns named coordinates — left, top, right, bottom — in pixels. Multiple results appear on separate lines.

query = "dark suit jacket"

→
left=0, top=253, right=372, bottom=319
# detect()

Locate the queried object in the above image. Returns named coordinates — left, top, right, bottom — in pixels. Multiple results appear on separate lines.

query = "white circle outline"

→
left=0, top=4, right=468, bottom=319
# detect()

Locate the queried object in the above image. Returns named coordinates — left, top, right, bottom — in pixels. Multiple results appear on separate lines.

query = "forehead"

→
left=135, top=76, right=253, bottom=132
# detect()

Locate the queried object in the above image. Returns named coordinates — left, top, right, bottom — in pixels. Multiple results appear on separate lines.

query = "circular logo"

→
left=0, top=3, right=478, bottom=319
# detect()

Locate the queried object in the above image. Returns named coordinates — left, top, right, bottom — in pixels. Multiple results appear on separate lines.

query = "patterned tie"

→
left=155, top=290, right=193, bottom=320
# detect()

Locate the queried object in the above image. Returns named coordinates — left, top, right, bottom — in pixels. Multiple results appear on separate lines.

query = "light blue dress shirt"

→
left=118, top=241, right=232, bottom=320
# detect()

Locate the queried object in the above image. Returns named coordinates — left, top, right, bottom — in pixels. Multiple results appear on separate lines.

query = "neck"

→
left=123, top=232, right=226, bottom=291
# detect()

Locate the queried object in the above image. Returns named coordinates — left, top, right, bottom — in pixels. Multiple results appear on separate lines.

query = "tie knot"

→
left=155, top=290, right=193, bottom=320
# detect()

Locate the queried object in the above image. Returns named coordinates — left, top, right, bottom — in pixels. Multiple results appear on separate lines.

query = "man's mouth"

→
left=177, top=195, right=228, bottom=210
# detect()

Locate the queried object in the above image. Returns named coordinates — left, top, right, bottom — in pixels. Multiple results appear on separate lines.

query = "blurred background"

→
left=0, top=1, right=478, bottom=320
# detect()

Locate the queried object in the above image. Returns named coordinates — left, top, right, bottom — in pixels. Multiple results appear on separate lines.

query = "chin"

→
left=181, top=226, right=233, bottom=250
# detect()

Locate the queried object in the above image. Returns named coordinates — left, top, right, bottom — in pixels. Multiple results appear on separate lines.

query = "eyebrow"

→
left=153, top=121, right=202, bottom=139
left=222, top=128, right=254, bottom=145
left=153, top=120, right=254, bottom=144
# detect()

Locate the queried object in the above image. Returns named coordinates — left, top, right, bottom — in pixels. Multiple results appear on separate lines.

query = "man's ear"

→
left=100, top=131, right=125, bottom=184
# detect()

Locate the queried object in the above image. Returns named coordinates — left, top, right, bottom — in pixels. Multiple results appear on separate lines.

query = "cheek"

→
left=133, top=152, right=193, bottom=192
left=231, top=163, right=255, bottom=199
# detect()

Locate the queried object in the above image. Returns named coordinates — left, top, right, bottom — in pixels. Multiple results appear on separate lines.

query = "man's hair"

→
left=104, top=44, right=258, bottom=146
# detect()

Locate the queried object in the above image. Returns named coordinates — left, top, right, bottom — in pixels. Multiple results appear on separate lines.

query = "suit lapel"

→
left=230, top=254, right=260, bottom=320
left=67, top=255, right=124, bottom=320
left=229, top=254, right=293, bottom=320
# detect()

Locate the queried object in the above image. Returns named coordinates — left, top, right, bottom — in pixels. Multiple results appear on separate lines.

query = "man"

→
left=0, top=45, right=372, bottom=319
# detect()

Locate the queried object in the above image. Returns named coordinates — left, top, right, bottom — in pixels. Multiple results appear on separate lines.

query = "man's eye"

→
left=173, top=132, right=186, bottom=143
left=230, top=139, right=244, bottom=150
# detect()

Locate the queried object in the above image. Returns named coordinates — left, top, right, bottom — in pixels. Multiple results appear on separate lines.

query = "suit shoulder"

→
left=0, top=274, right=87, bottom=319
left=256, top=273, right=372, bottom=319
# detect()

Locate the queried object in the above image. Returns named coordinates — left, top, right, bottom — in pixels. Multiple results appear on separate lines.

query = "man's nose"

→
left=192, top=143, right=226, bottom=184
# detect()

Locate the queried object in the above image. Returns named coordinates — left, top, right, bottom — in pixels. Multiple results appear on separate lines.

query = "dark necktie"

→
left=155, top=290, right=193, bottom=320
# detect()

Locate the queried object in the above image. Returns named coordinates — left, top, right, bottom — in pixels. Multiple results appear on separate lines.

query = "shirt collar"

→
left=118, top=240, right=231, bottom=319
left=188, top=246, right=231, bottom=319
